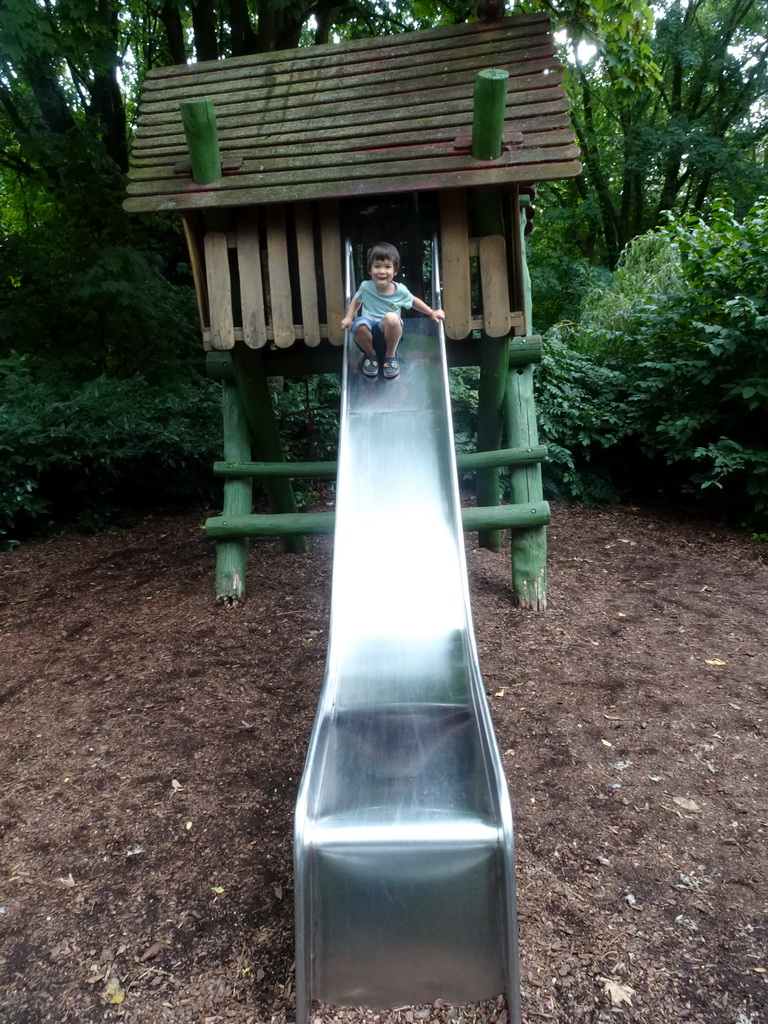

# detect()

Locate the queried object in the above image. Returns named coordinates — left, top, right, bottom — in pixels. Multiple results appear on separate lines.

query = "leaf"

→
left=705, top=658, right=727, bottom=666
left=103, top=978, right=125, bottom=1005
left=601, top=739, right=613, bottom=747
left=171, top=779, right=183, bottom=792
left=602, top=979, right=635, bottom=1006
left=673, top=797, right=700, bottom=812
left=211, top=885, right=225, bottom=895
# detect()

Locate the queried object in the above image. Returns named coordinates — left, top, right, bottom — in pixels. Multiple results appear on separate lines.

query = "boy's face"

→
left=370, top=258, right=396, bottom=289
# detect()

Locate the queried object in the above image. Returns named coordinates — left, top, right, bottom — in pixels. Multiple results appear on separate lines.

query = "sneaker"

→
left=361, top=357, right=378, bottom=378
left=382, top=357, right=400, bottom=379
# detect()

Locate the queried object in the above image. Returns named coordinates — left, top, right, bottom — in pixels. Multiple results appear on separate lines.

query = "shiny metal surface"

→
left=294, top=242, right=521, bottom=1023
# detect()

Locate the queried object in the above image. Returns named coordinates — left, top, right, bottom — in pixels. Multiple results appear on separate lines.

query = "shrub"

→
left=539, top=198, right=768, bottom=525
left=0, top=358, right=221, bottom=545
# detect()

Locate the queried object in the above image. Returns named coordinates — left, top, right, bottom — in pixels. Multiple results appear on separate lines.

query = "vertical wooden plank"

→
left=438, top=190, right=472, bottom=340
left=204, top=231, right=235, bottom=350
left=237, top=209, right=268, bottom=349
left=265, top=204, right=295, bottom=349
left=181, top=212, right=209, bottom=345
left=295, top=202, right=321, bottom=347
left=506, top=186, right=527, bottom=335
left=319, top=199, right=345, bottom=346
left=479, top=234, right=512, bottom=338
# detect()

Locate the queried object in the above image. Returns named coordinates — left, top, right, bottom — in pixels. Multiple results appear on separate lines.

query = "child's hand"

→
left=341, top=316, right=352, bottom=329
left=431, top=309, right=446, bottom=322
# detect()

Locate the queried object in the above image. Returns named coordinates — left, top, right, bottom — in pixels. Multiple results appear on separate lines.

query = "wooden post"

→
left=180, top=99, right=221, bottom=184
left=472, top=70, right=510, bottom=160
left=472, top=69, right=511, bottom=551
left=216, top=375, right=252, bottom=603
left=506, top=365, right=546, bottom=610
left=232, top=347, right=307, bottom=554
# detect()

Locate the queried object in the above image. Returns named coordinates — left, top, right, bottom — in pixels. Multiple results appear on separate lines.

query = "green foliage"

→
left=272, top=374, right=342, bottom=462
left=448, top=366, right=480, bottom=452
left=539, top=198, right=768, bottom=524
left=553, top=0, right=768, bottom=267
left=0, top=357, right=221, bottom=545
left=535, top=327, right=632, bottom=503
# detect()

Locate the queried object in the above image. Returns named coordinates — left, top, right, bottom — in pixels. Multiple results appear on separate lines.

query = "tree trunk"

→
left=192, top=0, right=219, bottom=61
left=160, top=1, right=188, bottom=65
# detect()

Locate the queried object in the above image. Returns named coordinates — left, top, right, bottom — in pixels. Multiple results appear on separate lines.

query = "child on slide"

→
left=341, top=242, right=445, bottom=380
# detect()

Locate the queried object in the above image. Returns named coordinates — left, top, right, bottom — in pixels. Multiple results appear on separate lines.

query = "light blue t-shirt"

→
left=354, top=280, right=414, bottom=318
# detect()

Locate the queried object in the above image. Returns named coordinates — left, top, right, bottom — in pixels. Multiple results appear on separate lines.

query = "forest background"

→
left=0, top=0, right=766, bottom=547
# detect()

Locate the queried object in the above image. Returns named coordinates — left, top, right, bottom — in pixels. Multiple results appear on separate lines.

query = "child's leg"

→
left=354, top=323, right=377, bottom=358
left=381, top=312, right=403, bottom=357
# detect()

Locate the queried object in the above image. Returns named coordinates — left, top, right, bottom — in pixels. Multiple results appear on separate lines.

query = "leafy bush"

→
left=539, top=199, right=768, bottom=524
left=0, top=358, right=221, bottom=544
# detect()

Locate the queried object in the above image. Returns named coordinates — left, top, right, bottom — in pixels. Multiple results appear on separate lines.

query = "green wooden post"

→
left=507, top=196, right=546, bottom=607
left=506, top=365, right=547, bottom=609
left=472, top=69, right=510, bottom=551
left=232, top=347, right=306, bottom=554
left=216, top=375, right=252, bottom=603
left=180, top=99, right=222, bottom=183
left=471, top=70, right=510, bottom=160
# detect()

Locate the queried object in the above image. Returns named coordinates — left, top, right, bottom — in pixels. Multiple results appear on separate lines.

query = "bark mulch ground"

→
left=1, top=502, right=766, bottom=1024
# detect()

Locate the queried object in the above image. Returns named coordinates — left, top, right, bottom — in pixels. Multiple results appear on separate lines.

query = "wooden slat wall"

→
left=199, top=201, right=344, bottom=350
left=125, top=16, right=580, bottom=213
left=438, top=189, right=524, bottom=341
left=439, top=190, right=472, bottom=341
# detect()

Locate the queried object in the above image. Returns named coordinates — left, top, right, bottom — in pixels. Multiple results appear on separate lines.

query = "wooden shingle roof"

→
left=124, top=14, right=580, bottom=213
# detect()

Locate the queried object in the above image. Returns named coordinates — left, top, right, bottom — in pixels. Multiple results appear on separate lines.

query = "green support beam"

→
left=506, top=365, right=547, bottom=610
left=215, top=376, right=252, bottom=602
left=206, top=501, right=550, bottom=539
left=231, top=347, right=306, bottom=554
left=212, top=444, right=548, bottom=480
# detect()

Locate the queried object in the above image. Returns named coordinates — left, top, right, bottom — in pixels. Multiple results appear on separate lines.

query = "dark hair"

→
left=367, top=242, right=400, bottom=272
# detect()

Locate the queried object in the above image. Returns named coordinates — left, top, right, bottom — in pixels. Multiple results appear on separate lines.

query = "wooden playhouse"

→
left=124, top=11, right=581, bottom=608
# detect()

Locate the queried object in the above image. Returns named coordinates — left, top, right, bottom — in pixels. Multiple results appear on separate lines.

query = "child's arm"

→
left=411, top=297, right=445, bottom=322
left=341, top=298, right=361, bottom=330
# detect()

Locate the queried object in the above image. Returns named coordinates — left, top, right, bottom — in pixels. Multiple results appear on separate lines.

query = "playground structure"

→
left=125, top=12, right=581, bottom=611
left=126, top=11, right=580, bottom=1023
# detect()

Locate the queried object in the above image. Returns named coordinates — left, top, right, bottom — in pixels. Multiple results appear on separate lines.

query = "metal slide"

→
left=294, top=240, right=521, bottom=1024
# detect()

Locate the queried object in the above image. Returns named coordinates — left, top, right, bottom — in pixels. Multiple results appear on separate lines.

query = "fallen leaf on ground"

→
left=140, top=941, right=165, bottom=962
left=103, top=977, right=125, bottom=1004
left=601, top=978, right=635, bottom=1006
left=673, top=797, right=701, bottom=812
left=705, top=658, right=727, bottom=666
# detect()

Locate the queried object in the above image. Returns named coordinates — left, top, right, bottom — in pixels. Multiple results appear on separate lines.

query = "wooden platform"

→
left=124, top=15, right=580, bottom=214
